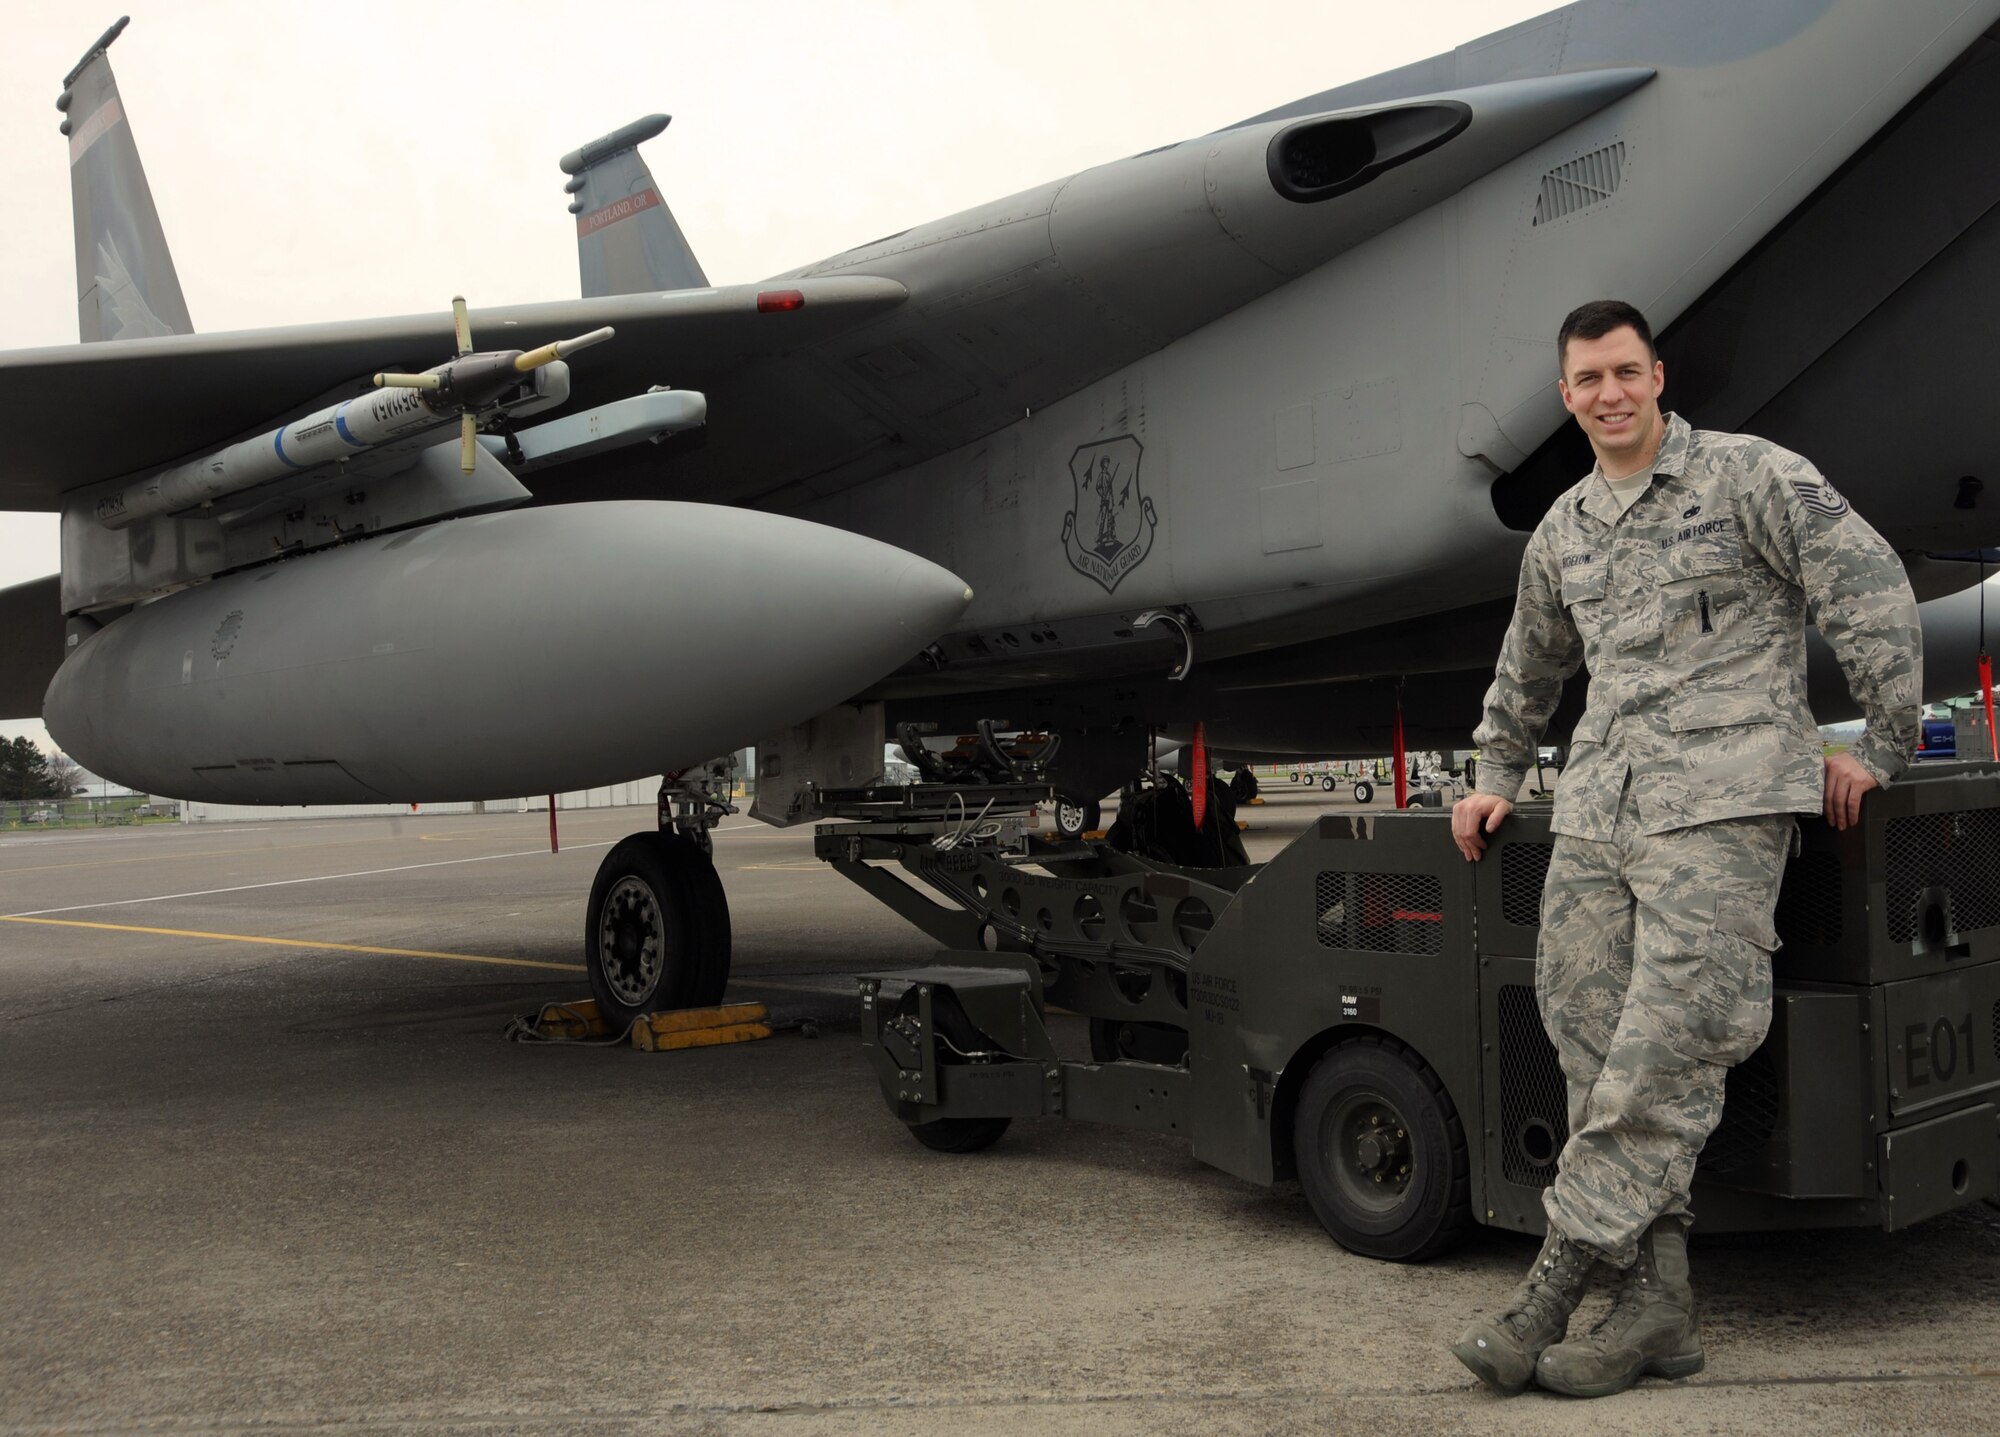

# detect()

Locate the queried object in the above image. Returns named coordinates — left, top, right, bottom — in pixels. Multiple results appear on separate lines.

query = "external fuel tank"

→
left=44, top=502, right=970, bottom=803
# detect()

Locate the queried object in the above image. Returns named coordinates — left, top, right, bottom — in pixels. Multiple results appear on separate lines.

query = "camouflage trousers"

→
left=1537, top=792, right=1792, bottom=1268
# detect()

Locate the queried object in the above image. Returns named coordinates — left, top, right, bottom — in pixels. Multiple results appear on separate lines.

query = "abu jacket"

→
left=1473, top=413, right=1921, bottom=840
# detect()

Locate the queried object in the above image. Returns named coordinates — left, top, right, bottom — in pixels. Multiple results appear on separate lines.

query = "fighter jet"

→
left=4, top=3, right=1999, bottom=1019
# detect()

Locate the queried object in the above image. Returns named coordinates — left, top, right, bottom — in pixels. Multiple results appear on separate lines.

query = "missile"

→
left=44, top=502, right=973, bottom=804
left=92, top=303, right=615, bottom=529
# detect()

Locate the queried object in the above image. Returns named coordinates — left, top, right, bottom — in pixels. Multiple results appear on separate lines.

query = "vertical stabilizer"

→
left=560, top=115, right=709, bottom=297
left=58, top=17, right=193, bottom=343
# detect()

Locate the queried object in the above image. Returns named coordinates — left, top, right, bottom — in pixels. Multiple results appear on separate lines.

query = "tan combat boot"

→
left=1449, top=1229, right=1597, bottom=1394
left=1535, top=1216, right=1704, bottom=1397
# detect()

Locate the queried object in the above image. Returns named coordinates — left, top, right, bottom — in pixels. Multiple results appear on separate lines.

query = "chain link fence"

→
left=0, top=796, right=179, bottom=830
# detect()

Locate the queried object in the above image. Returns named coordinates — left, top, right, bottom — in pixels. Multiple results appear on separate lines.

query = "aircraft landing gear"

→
left=582, top=761, right=738, bottom=1023
left=584, top=832, right=731, bottom=1022
left=1053, top=795, right=1101, bottom=839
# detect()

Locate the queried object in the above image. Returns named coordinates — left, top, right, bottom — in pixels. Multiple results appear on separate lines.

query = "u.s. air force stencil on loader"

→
left=1062, top=437, right=1156, bottom=594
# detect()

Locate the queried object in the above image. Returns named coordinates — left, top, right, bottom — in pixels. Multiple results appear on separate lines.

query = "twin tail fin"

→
left=560, top=115, right=708, bottom=297
left=58, top=16, right=193, bottom=343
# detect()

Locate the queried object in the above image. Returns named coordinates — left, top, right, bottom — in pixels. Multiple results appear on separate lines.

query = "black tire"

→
left=1289, top=771, right=1302, bottom=784
left=1088, top=1018, right=1190, bottom=1066
left=1292, top=1036, right=1470, bottom=1261
left=1320, top=775, right=1336, bottom=792
left=1054, top=796, right=1102, bottom=839
left=1228, top=768, right=1260, bottom=804
left=888, top=987, right=1014, bottom=1154
left=661, top=834, right=732, bottom=1008
left=907, top=1116, right=1012, bottom=1152
left=584, top=833, right=702, bottom=1025
left=1353, top=781, right=1374, bottom=804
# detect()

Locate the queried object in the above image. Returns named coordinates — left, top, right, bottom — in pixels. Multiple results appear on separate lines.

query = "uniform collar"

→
left=1574, top=412, right=1691, bottom=525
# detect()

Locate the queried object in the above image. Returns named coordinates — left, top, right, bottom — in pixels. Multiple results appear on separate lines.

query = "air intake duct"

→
left=1267, top=103, right=1471, bottom=203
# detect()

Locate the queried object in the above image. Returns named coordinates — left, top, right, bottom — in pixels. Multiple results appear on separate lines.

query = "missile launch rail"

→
left=818, top=763, right=2000, bottom=1261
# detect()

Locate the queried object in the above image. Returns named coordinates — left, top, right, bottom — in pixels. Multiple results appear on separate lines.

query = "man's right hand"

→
left=1451, top=793, right=1514, bottom=862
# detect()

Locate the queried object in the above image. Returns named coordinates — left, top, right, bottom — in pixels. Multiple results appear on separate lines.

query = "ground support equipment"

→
left=828, top=765, right=2000, bottom=1261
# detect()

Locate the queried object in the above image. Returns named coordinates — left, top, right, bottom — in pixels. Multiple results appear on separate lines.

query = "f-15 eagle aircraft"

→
left=4, top=3, right=1999, bottom=1022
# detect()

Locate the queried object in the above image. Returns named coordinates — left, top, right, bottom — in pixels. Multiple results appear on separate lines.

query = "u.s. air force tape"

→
left=1790, top=477, right=1851, bottom=518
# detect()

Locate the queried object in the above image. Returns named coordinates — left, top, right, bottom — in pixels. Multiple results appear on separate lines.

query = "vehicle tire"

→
left=1229, top=767, right=1260, bottom=804
left=584, top=833, right=702, bottom=1025
left=1054, top=796, right=1101, bottom=839
left=1321, top=775, right=1337, bottom=792
left=1289, top=771, right=1301, bottom=784
left=660, top=833, right=732, bottom=1008
left=887, top=985, right=1015, bottom=1153
left=1353, top=781, right=1374, bottom=804
left=1292, top=1035, right=1470, bottom=1261
left=907, top=1116, right=1012, bottom=1152
left=1088, top=1018, right=1190, bottom=1066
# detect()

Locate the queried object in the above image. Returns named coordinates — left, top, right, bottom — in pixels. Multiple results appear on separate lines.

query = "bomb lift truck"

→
left=816, top=763, right=2000, bottom=1259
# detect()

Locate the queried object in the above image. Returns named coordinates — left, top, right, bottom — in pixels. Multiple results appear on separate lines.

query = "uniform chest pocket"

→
left=1654, top=522, right=1743, bottom=588
left=1561, top=564, right=1607, bottom=609
left=1655, top=521, right=1746, bottom=637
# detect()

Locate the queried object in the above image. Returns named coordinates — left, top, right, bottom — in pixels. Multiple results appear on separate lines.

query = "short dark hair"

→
left=1558, top=299, right=1656, bottom=372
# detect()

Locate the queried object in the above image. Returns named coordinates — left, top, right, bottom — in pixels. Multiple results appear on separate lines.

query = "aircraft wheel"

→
left=1353, top=781, right=1374, bottom=804
left=1293, top=1035, right=1470, bottom=1261
left=889, top=985, right=1014, bottom=1152
left=663, top=833, right=732, bottom=1008
left=1320, top=775, right=1337, bottom=792
left=1088, top=1018, right=1190, bottom=1066
left=907, top=1116, right=1012, bottom=1153
left=1054, top=796, right=1101, bottom=839
left=584, top=832, right=708, bottom=1024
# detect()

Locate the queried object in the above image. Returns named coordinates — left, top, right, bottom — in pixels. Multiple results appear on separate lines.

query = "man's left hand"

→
left=1824, top=752, right=1879, bottom=831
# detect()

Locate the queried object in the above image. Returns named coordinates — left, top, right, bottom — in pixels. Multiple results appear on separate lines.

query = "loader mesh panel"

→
left=1991, top=998, right=2000, bottom=1066
left=1884, top=809, right=2000, bottom=942
left=1702, top=1044, right=1780, bottom=1175
left=1773, top=850, right=1843, bottom=947
left=1314, top=872, right=1444, bottom=955
left=1499, top=842, right=1554, bottom=929
left=1497, top=983, right=1566, bottom=1187
left=1497, top=986, right=1779, bottom=1186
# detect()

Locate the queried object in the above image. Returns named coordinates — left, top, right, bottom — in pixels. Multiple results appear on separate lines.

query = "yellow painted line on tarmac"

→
left=0, top=915, right=585, bottom=973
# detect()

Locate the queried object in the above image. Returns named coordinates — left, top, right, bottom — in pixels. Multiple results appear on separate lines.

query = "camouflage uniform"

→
left=1473, top=413, right=1920, bottom=1267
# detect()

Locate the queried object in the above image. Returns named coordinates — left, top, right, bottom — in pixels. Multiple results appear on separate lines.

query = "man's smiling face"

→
left=1558, top=325, right=1665, bottom=478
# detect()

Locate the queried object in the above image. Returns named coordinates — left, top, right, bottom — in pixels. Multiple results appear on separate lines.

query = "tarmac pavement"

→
left=3, top=785, right=1998, bottom=1434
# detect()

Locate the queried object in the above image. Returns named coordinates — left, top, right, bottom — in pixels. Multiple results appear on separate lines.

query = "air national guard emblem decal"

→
left=1062, top=436, right=1157, bottom=594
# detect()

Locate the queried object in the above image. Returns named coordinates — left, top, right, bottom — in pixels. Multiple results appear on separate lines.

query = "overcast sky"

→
left=0, top=0, right=1558, bottom=748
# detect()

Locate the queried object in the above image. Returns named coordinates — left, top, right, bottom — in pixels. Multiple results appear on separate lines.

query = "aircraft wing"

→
left=0, top=276, right=907, bottom=511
